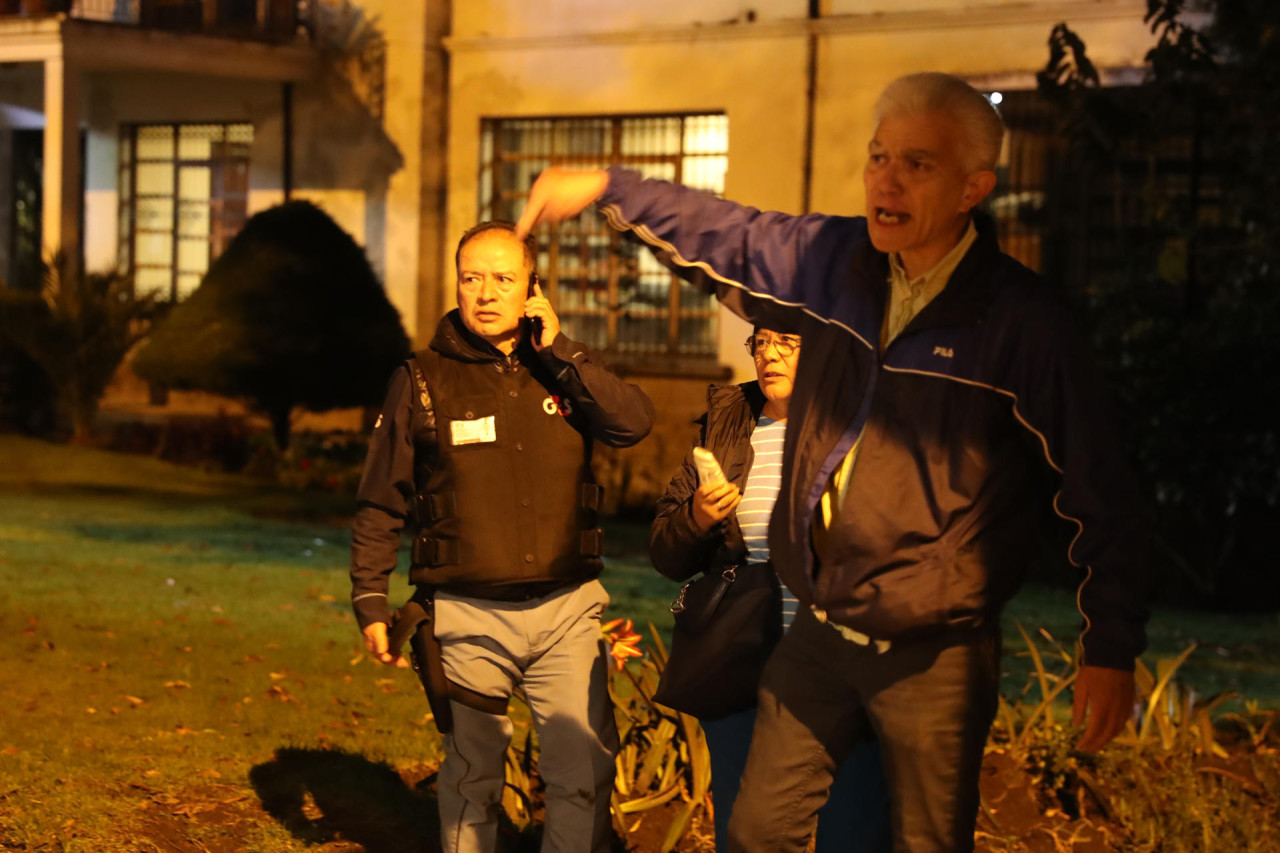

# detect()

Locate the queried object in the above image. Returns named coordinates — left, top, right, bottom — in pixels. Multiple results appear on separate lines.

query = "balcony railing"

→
left=2, top=0, right=387, bottom=125
left=0, top=0, right=312, bottom=43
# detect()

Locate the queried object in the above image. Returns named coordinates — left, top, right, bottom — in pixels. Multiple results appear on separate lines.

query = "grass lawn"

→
left=1, top=435, right=1277, bottom=851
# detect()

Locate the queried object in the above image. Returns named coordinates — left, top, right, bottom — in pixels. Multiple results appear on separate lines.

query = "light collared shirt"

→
left=881, top=219, right=979, bottom=349
left=813, top=218, right=978, bottom=649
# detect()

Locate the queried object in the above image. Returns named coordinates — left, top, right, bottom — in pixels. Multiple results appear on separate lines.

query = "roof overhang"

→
left=0, top=17, right=319, bottom=81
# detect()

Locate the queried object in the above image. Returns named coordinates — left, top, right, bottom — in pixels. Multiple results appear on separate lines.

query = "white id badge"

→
left=450, top=416, right=497, bottom=446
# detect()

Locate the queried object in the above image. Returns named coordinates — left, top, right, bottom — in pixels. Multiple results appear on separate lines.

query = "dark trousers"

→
left=725, top=607, right=1001, bottom=853
left=702, top=707, right=891, bottom=853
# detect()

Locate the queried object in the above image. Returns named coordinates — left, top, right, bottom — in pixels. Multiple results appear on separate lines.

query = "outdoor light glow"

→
left=990, top=91, right=1004, bottom=105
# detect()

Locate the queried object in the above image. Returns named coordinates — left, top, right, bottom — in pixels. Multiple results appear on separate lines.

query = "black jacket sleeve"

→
left=349, top=366, right=418, bottom=629
left=537, top=332, right=655, bottom=448
left=1011, top=295, right=1152, bottom=671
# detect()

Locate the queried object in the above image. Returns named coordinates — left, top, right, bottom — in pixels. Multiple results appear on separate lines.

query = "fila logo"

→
left=933, top=346, right=954, bottom=359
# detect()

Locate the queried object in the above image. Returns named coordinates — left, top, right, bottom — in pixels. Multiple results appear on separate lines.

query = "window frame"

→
left=119, top=121, right=253, bottom=302
left=478, top=112, right=728, bottom=372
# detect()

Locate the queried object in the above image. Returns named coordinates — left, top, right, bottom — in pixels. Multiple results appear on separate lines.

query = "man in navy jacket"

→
left=516, top=73, right=1150, bottom=852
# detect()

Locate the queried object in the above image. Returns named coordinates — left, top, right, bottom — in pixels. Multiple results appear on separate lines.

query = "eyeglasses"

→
left=745, top=333, right=801, bottom=358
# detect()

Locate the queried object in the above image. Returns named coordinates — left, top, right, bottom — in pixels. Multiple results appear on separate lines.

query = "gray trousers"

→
left=434, top=579, right=618, bottom=853
left=726, top=606, right=1001, bottom=853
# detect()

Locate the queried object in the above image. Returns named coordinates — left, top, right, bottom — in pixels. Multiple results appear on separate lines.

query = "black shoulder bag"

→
left=651, top=561, right=783, bottom=720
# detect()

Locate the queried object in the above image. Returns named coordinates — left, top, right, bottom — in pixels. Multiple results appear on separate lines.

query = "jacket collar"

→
left=849, top=210, right=1004, bottom=340
left=706, top=380, right=767, bottom=422
left=430, top=309, right=534, bottom=366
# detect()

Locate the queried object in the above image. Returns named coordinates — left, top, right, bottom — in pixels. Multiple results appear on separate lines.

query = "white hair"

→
left=873, top=72, right=1006, bottom=173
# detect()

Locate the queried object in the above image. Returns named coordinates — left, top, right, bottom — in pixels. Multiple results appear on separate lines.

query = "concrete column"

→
left=42, top=54, right=82, bottom=267
left=416, top=0, right=452, bottom=345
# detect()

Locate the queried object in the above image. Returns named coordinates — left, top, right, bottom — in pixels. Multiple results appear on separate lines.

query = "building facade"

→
left=1, top=1, right=1155, bottom=500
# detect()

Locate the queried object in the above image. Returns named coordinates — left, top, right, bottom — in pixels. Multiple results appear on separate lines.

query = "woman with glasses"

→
left=649, top=326, right=890, bottom=853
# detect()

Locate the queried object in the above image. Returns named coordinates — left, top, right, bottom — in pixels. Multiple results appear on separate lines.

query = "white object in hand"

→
left=692, top=447, right=726, bottom=485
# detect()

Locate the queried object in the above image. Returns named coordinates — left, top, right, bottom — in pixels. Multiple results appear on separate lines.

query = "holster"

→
left=388, top=594, right=454, bottom=734
left=387, top=591, right=509, bottom=734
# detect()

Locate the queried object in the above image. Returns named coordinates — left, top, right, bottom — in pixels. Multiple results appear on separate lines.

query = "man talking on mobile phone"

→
left=350, top=221, right=655, bottom=853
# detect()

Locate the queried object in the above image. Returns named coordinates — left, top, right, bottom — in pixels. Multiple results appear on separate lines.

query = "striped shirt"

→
left=736, top=416, right=801, bottom=628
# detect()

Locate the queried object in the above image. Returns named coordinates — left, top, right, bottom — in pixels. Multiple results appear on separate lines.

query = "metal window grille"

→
left=986, top=88, right=1224, bottom=294
left=46, top=1, right=308, bottom=41
left=479, top=113, right=728, bottom=367
left=118, top=122, right=252, bottom=301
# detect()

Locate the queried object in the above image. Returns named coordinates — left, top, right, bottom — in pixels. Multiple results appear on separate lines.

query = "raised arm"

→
left=519, top=166, right=865, bottom=325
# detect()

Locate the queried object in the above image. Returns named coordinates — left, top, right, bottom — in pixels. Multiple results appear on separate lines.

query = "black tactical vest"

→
left=406, top=345, right=604, bottom=597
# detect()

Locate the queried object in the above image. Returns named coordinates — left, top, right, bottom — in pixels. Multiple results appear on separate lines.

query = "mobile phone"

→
left=692, top=447, right=726, bottom=485
left=527, top=276, right=543, bottom=341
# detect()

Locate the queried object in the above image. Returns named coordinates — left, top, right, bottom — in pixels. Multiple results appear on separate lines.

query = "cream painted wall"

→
left=828, top=0, right=1140, bottom=14
left=350, top=0, right=428, bottom=342
left=454, top=0, right=802, bottom=39
left=446, top=32, right=810, bottom=377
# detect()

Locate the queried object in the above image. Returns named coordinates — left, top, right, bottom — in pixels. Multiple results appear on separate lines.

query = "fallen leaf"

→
left=164, top=681, right=191, bottom=689
left=268, top=672, right=287, bottom=680
left=124, top=695, right=146, bottom=707
left=266, top=685, right=294, bottom=703
left=1, top=746, right=19, bottom=756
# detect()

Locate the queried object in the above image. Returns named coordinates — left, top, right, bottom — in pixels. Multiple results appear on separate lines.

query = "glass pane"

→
left=177, top=238, right=209, bottom=275
left=135, top=126, right=174, bottom=160
left=135, top=231, right=172, bottom=266
left=135, top=197, right=173, bottom=232
left=683, top=155, right=727, bottom=194
left=178, top=201, right=210, bottom=238
left=620, top=117, right=680, bottom=156
left=227, top=123, right=253, bottom=145
left=615, top=312, right=666, bottom=354
left=134, top=266, right=172, bottom=299
left=678, top=279, right=716, bottom=312
left=560, top=313, right=607, bottom=351
left=677, top=315, right=717, bottom=355
left=553, top=120, right=608, bottom=157
left=136, top=163, right=174, bottom=195
left=178, top=166, right=211, bottom=201
left=683, top=114, right=728, bottom=154
left=178, top=125, right=222, bottom=160
left=176, top=273, right=203, bottom=301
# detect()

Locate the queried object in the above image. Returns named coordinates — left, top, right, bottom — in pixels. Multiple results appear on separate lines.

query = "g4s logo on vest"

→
left=542, top=395, right=573, bottom=417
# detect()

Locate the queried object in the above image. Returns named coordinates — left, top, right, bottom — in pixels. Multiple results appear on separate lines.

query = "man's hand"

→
left=1072, top=664, right=1135, bottom=752
left=691, top=480, right=742, bottom=532
left=515, top=167, right=610, bottom=240
left=362, top=621, right=409, bottom=668
left=524, top=281, right=561, bottom=351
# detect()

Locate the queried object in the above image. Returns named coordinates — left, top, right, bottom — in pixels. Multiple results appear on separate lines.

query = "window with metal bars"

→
left=118, top=122, right=252, bottom=301
left=985, top=88, right=1222, bottom=295
left=479, top=114, right=728, bottom=369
